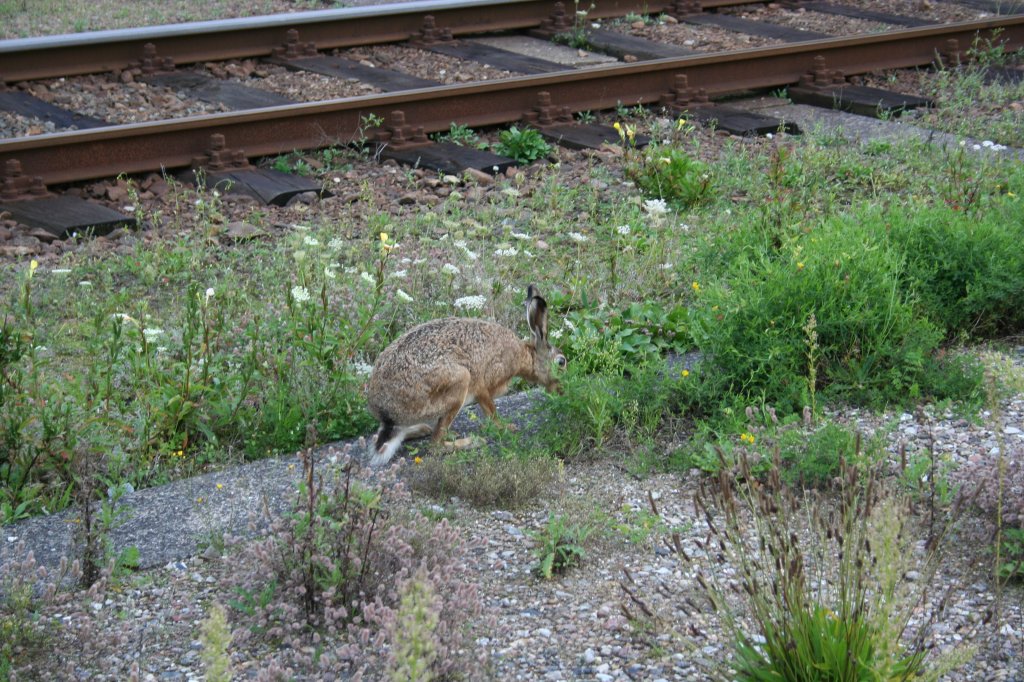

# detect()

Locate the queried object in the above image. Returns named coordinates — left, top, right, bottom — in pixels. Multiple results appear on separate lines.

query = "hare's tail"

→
left=369, top=420, right=429, bottom=467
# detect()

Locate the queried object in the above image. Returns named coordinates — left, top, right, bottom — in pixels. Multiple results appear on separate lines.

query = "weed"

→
left=494, top=126, right=553, bottom=165
left=688, top=453, right=971, bottom=679
left=623, top=143, right=713, bottom=209
left=200, top=602, right=233, bottom=682
left=408, top=445, right=559, bottom=509
left=230, top=446, right=483, bottom=676
left=531, top=512, right=593, bottom=579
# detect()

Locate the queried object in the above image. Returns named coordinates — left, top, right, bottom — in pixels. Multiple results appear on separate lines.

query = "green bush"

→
left=689, top=210, right=968, bottom=412
left=886, top=197, right=1024, bottom=339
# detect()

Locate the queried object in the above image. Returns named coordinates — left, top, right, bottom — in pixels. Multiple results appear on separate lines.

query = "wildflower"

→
left=550, top=328, right=563, bottom=340
left=643, top=198, right=668, bottom=216
left=568, top=232, right=588, bottom=243
left=303, top=236, right=320, bottom=246
left=360, top=271, right=375, bottom=285
left=681, top=369, right=690, bottom=378
left=676, top=118, right=688, bottom=131
left=442, top=263, right=460, bottom=275
left=454, top=295, right=487, bottom=311
left=350, top=361, right=374, bottom=376
left=28, top=260, right=38, bottom=278
left=616, top=224, right=631, bottom=236
left=328, top=237, right=344, bottom=250
left=740, top=432, right=756, bottom=445
left=511, top=231, right=531, bottom=240
left=390, top=269, right=408, bottom=279
left=562, top=319, right=576, bottom=332
left=797, top=262, right=805, bottom=270
left=396, top=289, right=414, bottom=303
left=380, top=231, right=395, bottom=252
left=324, top=266, right=337, bottom=279
left=414, top=456, right=423, bottom=464
left=216, top=483, right=223, bottom=490
left=691, top=281, right=700, bottom=293
left=79, top=281, right=92, bottom=287
left=205, top=287, right=215, bottom=303
left=494, top=247, right=519, bottom=257
left=143, top=328, right=164, bottom=343
left=291, top=285, right=312, bottom=303
left=51, top=268, right=72, bottom=275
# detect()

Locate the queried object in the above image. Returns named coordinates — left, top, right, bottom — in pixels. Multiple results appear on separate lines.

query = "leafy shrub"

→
left=624, top=143, right=713, bottom=208
left=689, top=210, right=974, bottom=412
left=886, top=197, right=1024, bottom=339
left=560, top=300, right=689, bottom=372
left=534, top=360, right=674, bottom=459
left=494, top=126, right=552, bottom=165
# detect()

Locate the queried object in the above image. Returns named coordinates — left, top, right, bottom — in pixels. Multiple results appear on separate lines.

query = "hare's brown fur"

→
left=366, top=288, right=563, bottom=466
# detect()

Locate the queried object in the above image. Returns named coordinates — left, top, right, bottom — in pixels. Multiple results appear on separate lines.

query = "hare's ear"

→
left=526, top=293, right=548, bottom=346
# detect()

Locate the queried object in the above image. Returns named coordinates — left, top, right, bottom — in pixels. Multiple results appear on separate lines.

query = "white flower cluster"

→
left=454, top=295, right=487, bottom=311
left=396, top=289, right=414, bottom=303
left=971, top=139, right=1008, bottom=152
left=643, top=198, right=668, bottom=216
left=291, top=285, right=311, bottom=303
left=616, top=224, right=631, bottom=236
left=494, top=247, right=519, bottom=257
left=568, top=232, right=588, bottom=243
left=442, top=263, right=460, bottom=275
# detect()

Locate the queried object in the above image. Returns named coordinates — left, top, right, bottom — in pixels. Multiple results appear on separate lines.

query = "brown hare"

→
left=366, top=285, right=565, bottom=466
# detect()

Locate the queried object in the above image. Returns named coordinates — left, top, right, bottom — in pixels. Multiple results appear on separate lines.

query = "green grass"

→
left=3, top=63, right=1024, bottom=520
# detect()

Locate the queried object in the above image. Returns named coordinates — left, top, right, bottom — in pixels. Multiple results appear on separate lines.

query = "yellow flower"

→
left=681, top=369, right=690, bottom=378
left=414, top=456, right=423, bottom=464
left=216, top=483, right=223, bottom=490
left=29, top=259, right=38, bottom=274
left=797, top=262, right=805, bottom=270
left=740, top=432, right=756, bottom=445
left=691, top=281, right=700, bottom=293
left=676, top=118, right=688, bottom=131
left=625, top=124, right=636, bottom=142
left=613, top=121, right=624, bottom=140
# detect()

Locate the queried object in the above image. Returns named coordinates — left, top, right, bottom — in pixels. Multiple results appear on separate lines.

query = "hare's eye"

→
left=556, top=355, right=567, bottom=368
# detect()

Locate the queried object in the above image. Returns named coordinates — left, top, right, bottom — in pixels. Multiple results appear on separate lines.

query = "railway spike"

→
left=660, top=74, right=710, bottom=111
left=522, top=91, right=573, bottom=127
left=192, top=134, right=252, bottom=172
left=1, top=160, right=52, bottom=202
left=410, top=16, right=454, bottom=46
left=272, top=29, right=318, bottom=60
left=530, top=2, right=573, bottom=39
left=138, top=43, right=175, bottom=74
left=668, top=0, right=702, bottom=19
left=373, top=110, right=430, bottom=150
left=798, top=55, right=847, bottom=90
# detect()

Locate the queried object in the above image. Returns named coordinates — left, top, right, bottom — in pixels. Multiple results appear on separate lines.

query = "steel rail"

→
left=0, top=0, right=752, bottom=82
left=2, top=16, right=1022, bottom=186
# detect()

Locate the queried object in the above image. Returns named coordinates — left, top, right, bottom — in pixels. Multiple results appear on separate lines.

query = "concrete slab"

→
left=468, top=35, right=618, bottom=68
left=731, top=96, right=1024, bottom=160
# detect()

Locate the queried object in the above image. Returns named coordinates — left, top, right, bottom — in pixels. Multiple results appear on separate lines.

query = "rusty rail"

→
left=0, top=0, right=750, bottom=83
left=2, top=16, right=1022, bottom=186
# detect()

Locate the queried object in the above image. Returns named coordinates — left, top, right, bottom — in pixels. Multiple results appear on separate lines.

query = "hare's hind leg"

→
left=428, top=367, right=472, bottom=444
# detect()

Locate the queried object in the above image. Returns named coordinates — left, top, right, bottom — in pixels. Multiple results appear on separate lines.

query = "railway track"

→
left=1, top=0, right=1023, bottom=237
